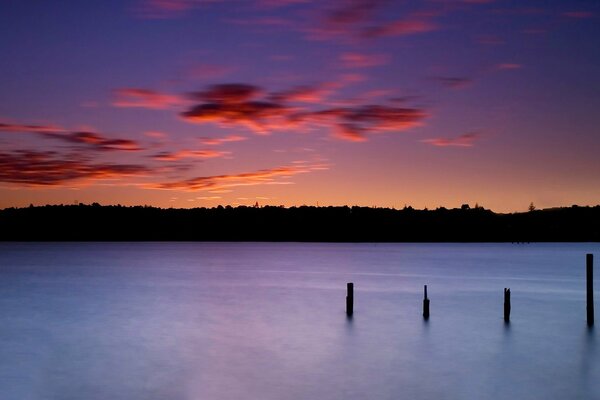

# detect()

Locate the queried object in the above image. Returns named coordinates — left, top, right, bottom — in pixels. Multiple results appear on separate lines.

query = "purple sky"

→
left=1, top=0, right=599, bottom=212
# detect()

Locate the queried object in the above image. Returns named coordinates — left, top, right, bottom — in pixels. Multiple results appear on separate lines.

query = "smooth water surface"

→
left=0, top=242, right=598, bottom=400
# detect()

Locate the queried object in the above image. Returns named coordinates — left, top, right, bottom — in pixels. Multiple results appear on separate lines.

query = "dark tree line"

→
left=0, top=203, right=599, bottom=242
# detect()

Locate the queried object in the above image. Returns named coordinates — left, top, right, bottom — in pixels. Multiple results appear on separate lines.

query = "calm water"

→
left=0, top=242, right=598, bottom=400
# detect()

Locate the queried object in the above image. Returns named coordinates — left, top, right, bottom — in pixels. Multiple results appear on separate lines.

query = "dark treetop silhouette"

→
left=1, top=203, right=599, bottom=241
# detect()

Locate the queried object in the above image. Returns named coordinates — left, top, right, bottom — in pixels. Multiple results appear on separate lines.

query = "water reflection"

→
left=580, top=326, right=596, bottom=391
left=0, top=242, right=598, bottom=400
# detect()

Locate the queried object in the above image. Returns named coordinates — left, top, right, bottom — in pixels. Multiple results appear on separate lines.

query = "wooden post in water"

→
left=587, top=254, right=594, bottom=326
left=346, top=282, right=354, bottom=316
left=423, top=285, right=430, bottom=319
left=504, top=288, right=511, bottom=322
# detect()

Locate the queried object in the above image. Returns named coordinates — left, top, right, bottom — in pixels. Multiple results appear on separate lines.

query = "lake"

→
left=0, top=242, right=598, bottom=400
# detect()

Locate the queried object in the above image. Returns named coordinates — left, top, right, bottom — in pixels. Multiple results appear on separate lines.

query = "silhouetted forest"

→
left=1, top=203, right=599, bottom=242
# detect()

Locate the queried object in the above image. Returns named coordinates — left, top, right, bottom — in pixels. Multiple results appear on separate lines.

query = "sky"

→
left=1, top=0, right=599, bottom=212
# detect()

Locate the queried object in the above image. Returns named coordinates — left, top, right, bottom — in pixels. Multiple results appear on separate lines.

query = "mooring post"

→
left=504, top=288, right=511, bottom=322
left=346, top=282, right=354, bottom=316
left=423, top=285, right=430, bottom=319
left=587, top=254, right=594, bottom=326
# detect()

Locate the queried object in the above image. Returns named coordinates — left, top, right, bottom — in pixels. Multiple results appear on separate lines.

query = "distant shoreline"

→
left=1, top=204, right=599, bottom=242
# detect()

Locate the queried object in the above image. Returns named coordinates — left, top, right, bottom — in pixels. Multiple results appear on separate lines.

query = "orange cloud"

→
left=152, top=149, right=230, bottom=161
left=112, top=88, right=183, bottom=109
left=422, top=132, right=481, bottom=147
left=200, top=135, right=247, bottom=145
left=270, top=84, right=336, bottom=103
left=144, top=131, right=168, bottom=139
left=150, top=162, right=329, bottom=191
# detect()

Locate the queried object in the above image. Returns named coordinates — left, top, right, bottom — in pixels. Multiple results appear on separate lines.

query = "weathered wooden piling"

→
left=587, top=254, right=594, bottom=326
left=504, top=288, right=511, bottom=322
left=423, top=285, right=430, bottom=319
left=346, top=282, right=354, bottom=316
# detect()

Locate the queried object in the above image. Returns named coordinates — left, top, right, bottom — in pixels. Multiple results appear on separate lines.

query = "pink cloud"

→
left=200, top=135, right=247, bottom=145
left=496, top=63, right=522, bottom=70
left=563, top=11, right=594, bottom=19
left=308, top=0, right=433, bottom=41
left=226, top=17, right=293, bottom=27
left=144, top=131, right=168, bottom=139
left=43, top=131, right=143, bottom=151
left=325, top=0, right=383, bottom=27
left=134, top=0, right=209, bottom=19
left=112, top=88, right=183, bottom=109
left=181, top=81, right=426, bottom=140
left=363, top=17, right=438, bottom=38
left=340, top=52, right=389, bottom=68
left=0, top=122, right=62, bottom=134
left=422, top=132, right=481, bottom=147
left=296, top=104, right=426, bottom=141
left=434, top=76, right=473, bottom=89
left=184, top=83, right=305, bottom=134
left=188, top=64, right=236, bottom=80
left=270, top=84, right=336, bottom=103
left=1, top=120, right=143, bottom=152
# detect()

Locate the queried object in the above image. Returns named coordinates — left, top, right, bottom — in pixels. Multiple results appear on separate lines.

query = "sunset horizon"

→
left=1, top=1, right=599, bottom=213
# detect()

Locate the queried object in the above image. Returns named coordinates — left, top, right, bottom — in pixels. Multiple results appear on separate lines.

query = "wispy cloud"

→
left=152, top=149, right=230, bottom=161
left=270, top=84, right=336, bottom=103
left=362, top=16, right=438, bottom=38
left=144, top=131, right=169, bottom=139
left=563, top=11, right=594, bottom=19
left=340, top=52, right=389, bottom=68
left=199, top=134, right=247, bottom=145
left=1, top=120, right=144, bottom=152
left=422, top=132, right=481, bottom=147
left=0, top=150, right=149, bottom=186
left=112, top=88, right=184, bottom=109
left=134, top=0, right=207, bottom=19
left=149, top=162, right=329, bottom=191
left=496, top=63, right=522, bottom=70
left=187, top=63, right=236, bottom=80
left=0, top=122, right=62, bottom=134
left=433, top=76, right=473, bottom=89
left=42, top=131, right=143, bottom=151
left=307, top=1, right=438, bottom=41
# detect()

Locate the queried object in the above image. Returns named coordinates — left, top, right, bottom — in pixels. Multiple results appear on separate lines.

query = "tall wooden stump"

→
left=346, top=282, right=354, bottom=316
left=423, top=285, right=430, bottom=319
left=504, top=288, right=511, bottom=322
left=587, top=254, right=594, bottom=326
